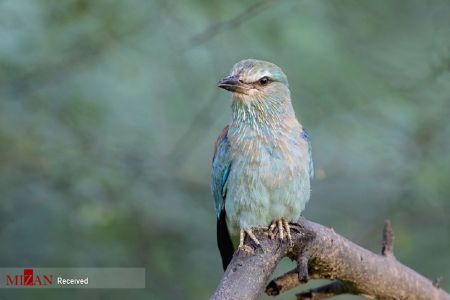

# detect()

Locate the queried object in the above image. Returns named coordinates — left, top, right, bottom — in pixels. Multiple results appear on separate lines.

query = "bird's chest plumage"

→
left=225, top=125, right=310, bottom=232
left=229, top=133, right=300, bottom=188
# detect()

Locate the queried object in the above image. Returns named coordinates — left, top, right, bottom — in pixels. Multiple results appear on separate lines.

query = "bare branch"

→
left=382, top=219, right=395, bottom=257
left=266, top=268, right=301, bottom=296
left=434, top=277, right=444, bottom=288
left=296, top=281, right=349, bottom=300
left=297, top=252, right=310, bottom=283
left=210, top=218, right=450, bottom=300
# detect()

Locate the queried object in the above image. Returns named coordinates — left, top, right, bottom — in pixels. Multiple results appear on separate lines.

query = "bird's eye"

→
left=258, top=76, right=270, bottom=86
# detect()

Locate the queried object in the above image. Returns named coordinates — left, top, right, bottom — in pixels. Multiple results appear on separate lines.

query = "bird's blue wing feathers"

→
left=211, top=126, right=231, bottom=219
left=301, top=128, right=314, bottom=178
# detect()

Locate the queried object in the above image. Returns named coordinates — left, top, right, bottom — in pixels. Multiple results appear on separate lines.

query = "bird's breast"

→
left=229, top=129, right=306, bottom=189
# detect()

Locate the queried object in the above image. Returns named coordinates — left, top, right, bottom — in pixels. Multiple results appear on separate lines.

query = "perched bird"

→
left=211, top=59, right=313, bottom=270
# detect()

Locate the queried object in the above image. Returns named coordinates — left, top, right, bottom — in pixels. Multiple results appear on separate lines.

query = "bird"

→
left=211, top=59, right=314, bottom=270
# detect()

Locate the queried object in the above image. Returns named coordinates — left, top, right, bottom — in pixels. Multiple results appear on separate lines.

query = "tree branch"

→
left=381, top=219, right=394, bottom=257
left=210, top=218, right=450, bottom=300
left=295, top=281, right=348, bottom=299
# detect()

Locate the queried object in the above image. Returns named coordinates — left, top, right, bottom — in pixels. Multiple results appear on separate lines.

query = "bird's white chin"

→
left=232, top=89, right=258, bottom=100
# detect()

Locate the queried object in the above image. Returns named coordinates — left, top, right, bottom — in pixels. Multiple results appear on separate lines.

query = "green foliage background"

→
left=0, top=0, right=449, bottom=299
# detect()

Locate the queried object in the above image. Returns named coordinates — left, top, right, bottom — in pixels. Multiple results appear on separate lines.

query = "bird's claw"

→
left=238, top=229, right=261, bottom=256
left=267, top=222, right=277, bottom=240
left=267, top=219, right=293, bottom=246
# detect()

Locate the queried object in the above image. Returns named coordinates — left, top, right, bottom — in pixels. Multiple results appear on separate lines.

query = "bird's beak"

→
left=217, top=75, right=248, bottom=94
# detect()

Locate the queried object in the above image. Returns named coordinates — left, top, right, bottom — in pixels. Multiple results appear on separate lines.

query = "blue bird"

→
left=212, top=59, right=313, bottom=270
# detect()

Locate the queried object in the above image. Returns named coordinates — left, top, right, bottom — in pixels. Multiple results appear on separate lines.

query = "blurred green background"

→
left=0, top=0, right=449, bottom=299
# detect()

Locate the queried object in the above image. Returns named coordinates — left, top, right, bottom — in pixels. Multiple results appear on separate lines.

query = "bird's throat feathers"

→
left=228, top=92, right=302, bottom=165
left=228, top=93, right=302, bottom=168
left=230, top=92, right=297, bottom=135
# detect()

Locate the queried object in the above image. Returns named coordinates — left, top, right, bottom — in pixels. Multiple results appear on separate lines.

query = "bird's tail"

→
left=217, top=210, right=234, bottom=270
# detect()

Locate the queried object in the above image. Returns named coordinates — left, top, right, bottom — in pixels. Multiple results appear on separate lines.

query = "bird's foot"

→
left=237, top=229, right=260, bottom=256
left=267, top=219, right=293, bottom=246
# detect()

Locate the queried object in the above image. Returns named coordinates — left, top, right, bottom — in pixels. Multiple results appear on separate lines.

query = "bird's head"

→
left=217, top=59, right=290, bottom=104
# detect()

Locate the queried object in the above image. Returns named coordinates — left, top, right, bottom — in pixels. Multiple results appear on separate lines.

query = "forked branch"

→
left=210, top=218, right=449, bottom=300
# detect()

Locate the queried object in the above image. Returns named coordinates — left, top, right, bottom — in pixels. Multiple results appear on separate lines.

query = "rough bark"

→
left=210, top=218, right=449, bottom=300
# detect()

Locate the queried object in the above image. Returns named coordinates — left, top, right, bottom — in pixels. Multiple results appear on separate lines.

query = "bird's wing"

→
left=211, top=125, right=234, bottom=270
left=211, top=125, right=232, bottom=218
left=301, top=128, right=314, bottom=179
